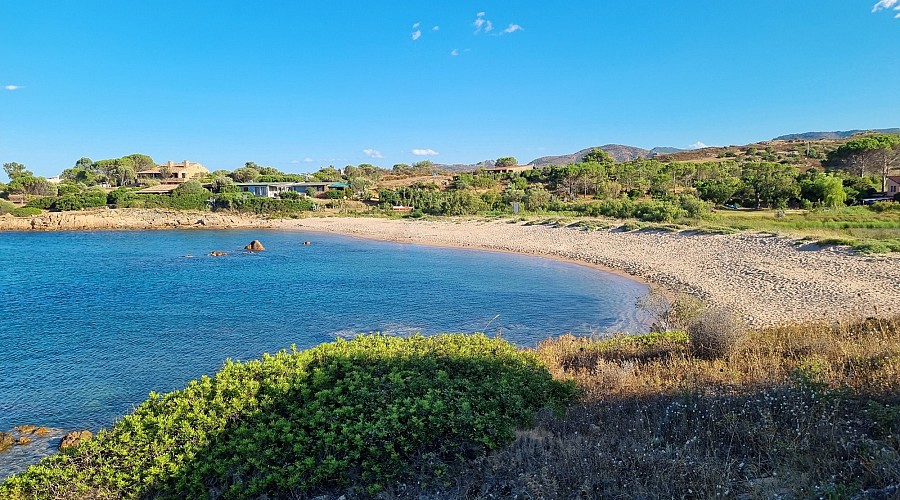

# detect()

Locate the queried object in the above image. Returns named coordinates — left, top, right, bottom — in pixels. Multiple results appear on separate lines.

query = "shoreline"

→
left=277, top=217, right=900, bottom=327
left=3, top=209, right=898, bottom=326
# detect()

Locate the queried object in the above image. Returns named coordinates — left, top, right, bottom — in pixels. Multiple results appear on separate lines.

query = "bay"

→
left=0, top=229, right=648, bottom=476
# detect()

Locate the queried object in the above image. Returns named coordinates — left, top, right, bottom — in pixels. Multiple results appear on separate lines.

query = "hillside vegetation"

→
left=2, top=314, right=899, bottom=498
left=0, top=335, right=572, bottom=499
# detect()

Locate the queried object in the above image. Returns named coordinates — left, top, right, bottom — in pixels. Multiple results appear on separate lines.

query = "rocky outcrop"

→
left=0, top=432, right=13, bottom=452
left=0, top=208, right=274, bottom=232
left=245, top=240, right=265, bottom=251
left=14, top=425, right=37, bottom=434
left=17, top=436, right=32, bottom=446
left=208, top=251, right=228, bottom=257
left=34, top=427, right=51, bottom=435
left=59, top=430, right=92, bottom=450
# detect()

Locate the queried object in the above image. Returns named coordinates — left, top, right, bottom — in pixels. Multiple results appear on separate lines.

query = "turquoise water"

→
left=0, top=229, right=648, bottom=475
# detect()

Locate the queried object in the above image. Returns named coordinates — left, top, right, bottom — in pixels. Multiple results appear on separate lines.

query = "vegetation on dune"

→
left=388, top=313, right=900, bottom=499
left=0, top=335, right=572, bottom=499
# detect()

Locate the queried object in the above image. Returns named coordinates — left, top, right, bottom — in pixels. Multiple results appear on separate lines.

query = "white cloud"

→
left=503, top=24, right=523, bottom=34
left=412, top=148, right=438, bottom=156
left=432, top=25, right=440, bottom=31
left=412, top=30, right=422, bottom=40
left=451, top=49, right=460, bottom=56
left=303, top=157, right=315, bottom=163
left=412, top=22, right=421, bottom=28
left=4, top=85, right=22, bottom=91
left=689, top=141, right=709, bottom=149
left=474, top=12, right=493, bottom=33
left=873, top=0, right=900, bottom=17
left=363, top=148, right=383, bottom=159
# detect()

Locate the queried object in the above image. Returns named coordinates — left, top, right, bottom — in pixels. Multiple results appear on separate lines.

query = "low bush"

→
left=25, top=197, right=56, bottom=210
left=0, top=199, right=15, bottom=215
left=0, top=334, right=572, bottom=499
left=686, top=306, right=749, bottom=359
left=11, top=207, right=41, bottom=217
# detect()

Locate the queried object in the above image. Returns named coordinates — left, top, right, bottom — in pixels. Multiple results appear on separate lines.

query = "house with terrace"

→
left=137, top=160, right=209, bottom=185
left=235, top=182, right=342, bottom=198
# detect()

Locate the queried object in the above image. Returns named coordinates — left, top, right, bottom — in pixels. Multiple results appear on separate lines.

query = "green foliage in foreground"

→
left=1, top=334, right=572, bottom=499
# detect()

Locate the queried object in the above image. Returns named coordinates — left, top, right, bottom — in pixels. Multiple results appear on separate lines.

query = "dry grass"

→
left=362, top=316, right=900, bottom=499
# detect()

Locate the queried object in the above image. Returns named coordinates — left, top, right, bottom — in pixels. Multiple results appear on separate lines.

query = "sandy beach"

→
left=280, top=217, right=900, bottom=327
left=3, top=209, right=897, bottom=326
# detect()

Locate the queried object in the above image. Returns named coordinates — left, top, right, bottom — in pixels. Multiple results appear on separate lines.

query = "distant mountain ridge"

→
left=773, top=129, right=900, bottom=141
left=529, top=145, right=647, bottom=167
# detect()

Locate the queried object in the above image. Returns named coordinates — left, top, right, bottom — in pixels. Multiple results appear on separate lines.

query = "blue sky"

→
left=1, top=1, right=898, bottom=179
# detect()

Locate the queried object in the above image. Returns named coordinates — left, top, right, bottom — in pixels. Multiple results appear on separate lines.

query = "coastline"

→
left=278, top=217, right=900, bottom=327
left=3, top=209, right=898, bottom=326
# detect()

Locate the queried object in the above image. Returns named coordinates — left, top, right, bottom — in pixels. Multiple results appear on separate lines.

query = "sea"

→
left=0, top=229, right=649, bottom=477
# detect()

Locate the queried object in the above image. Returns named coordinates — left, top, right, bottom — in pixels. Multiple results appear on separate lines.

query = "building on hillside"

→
left=887, top=176, right=900, bottom=197
left=235, top=182, right=297, bottom=198
left=234, top=182, right=340, bottom=198
left=482, top=165, right=534, bottom=174
left=137, top=160, right=209, bottom=185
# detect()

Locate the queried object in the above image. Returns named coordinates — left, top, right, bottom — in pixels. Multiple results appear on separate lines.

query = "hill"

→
left=773, top=128, right=900, bottom=141
left=529, top=144, right=652, bottom=167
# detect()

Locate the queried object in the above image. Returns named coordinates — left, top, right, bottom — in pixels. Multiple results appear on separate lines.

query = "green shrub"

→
left=0, top=199, right=15, bottom=215
left=53, top=194, right=83, bottom=212
left=81, top=189, right=108, bottom=208
left=106, top=188, right=136, bottom=206
left=0, top=334, right=572, bottom=498
left=25, top=197, right=56, bottom=210
left=11, top=207, right=41, bottom=217
left=870, top=201, right=900, bottom=213
left=55, top=182, right=83, bottom=196
left=634, top=200, right=686, bottom=223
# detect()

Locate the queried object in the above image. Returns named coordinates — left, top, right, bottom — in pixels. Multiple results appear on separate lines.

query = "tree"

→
left=743, top=162, right=800, bottom=209
left=311, top=166, right=342, bottom=182
left=495, top=157, right=518, bottom=167
left=231, top=167, right=260, bottom=183
left=523, top=186, right=551, bottom=211
left=827, top=134, right=900, bottom=193
left=158, top=164, right=173, bottom=181
left=816, top=175, right=847, bottom=208
left=348, top=177, right=373, bottom=199
left=7, top=176, right=57, bottom=196
left=173, top=180, right=209, bottom=197
left=211, top=175, right=239, bottom=194
left=111, top=158, right=137, bottom=186
left=696, top=177, right=743, bottom=205
left=75, top=157, right=94, bottom=170
left=3, top=162, right=31, bottom=181
left=124, top=154, right=155, bottom=173
left=581, top=148, right=614, bottom=165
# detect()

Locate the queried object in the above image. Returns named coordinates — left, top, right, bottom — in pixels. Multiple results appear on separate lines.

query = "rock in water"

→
left=59, top=430, right=92, bottom=450
left=33, top=427, right=51, bottom=436
left=17, top=436, right=31, bottom=446
left=245, top=240, right=266, bottom=251
left=14, top=425, right=37, bottom=434
left=0, top=432, right=13, bottom=452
